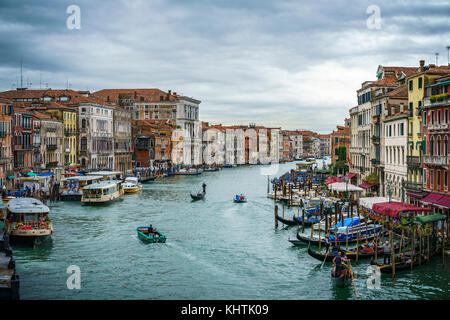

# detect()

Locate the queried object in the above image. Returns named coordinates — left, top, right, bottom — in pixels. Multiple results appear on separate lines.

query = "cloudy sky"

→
left=0, top=0, right=449, bottom=132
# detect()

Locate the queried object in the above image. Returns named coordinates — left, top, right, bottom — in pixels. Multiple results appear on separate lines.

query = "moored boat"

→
left=4, top=198, right=53, bottom=246
left=175, top=169, right=201, bottom=175
left=123, top=177, right=143, bottom=193
left=81, top=180, right=124, bottom=205
left=136, top=227, right=166, bottom=243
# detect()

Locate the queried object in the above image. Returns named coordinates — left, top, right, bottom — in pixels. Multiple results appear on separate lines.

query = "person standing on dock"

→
left=325, top=234, right=330, bottom=252
left=383, top=241, right=391, bottom=265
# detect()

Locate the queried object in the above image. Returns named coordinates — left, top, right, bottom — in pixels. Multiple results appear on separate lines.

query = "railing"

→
left=371, top=159, right=381, bottom=166
left=0, top=157, right=9, bottom=164
left=403, top=181, right=422, bottom=191
left=423, top=155, right=449, bottom=166
left=47, top=144, right=57, bottom=151
left=427, top=123, right=449, bottom=131
left=424, top=94, right=450, bottom=108
left=406, top=155, right=421, bottom=166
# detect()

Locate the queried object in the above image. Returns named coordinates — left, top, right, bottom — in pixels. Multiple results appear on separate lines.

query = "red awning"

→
left=372, top=202, right=432, bottom=218
left=345, top=173, right=356, bottom=179
left=433, top=195, right=450, bottom=209
left=406, top=192, right=424, bottom=199
left=325, top=176, right=343, bottom=185
left=421, top=193, right=444, bottom=205
left=359, top=183, right=376, bottom=189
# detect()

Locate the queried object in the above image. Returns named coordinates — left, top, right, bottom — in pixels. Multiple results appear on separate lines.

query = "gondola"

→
left=307, top=245, right=386, bottom=262
left=296, top=230, right=381, bottom=246
left=276, top=215, right=299, bottom=226
left=191, top=192, right=205, bottom=201
left=371, top=250, right=438, bottom=274
left=331, top=263, right=352, bottom=288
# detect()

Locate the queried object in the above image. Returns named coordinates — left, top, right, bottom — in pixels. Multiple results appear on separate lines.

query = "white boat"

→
left=5, top=198, right=53, bottom=246
left=123, top=177, right=142, bottom=193
left=81, top=180, right=124, bottom=205
left=60, top=175, right=103, bottom=201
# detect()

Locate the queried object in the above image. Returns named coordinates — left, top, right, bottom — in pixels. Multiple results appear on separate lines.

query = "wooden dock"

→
left=0, top=228, right=20, bottom=300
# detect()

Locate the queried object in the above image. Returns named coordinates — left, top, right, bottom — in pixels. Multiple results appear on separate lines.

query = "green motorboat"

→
left=136, top=226, right=166, bottom=243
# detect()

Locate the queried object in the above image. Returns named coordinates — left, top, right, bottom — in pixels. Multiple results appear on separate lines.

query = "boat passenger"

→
left=148, top=225, right=154, bottom=235
left=362, top=240, right=374, bottom=253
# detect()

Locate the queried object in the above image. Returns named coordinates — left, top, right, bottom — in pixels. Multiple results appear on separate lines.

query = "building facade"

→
left=0, top=98, right=13, bottom=189
left=422, top=74, right=450, bottom=195
left=78, top=102, right=115, bottom=170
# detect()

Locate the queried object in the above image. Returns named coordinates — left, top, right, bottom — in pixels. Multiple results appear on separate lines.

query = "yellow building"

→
left=45, top=104, right=78, bottom=168
left=405, top=61, right=450, bottom=203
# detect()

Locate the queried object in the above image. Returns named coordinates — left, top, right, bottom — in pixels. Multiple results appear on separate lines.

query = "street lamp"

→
left=386, top=178, right=393, bottom=203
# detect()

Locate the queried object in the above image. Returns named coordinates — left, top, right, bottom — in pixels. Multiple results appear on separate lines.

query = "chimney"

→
left=168, top=90, right=172, bottom=95
left=419, top=60, right=425, bottom=72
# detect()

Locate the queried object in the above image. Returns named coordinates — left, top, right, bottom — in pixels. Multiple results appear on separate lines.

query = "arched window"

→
left=445, top=136, right=448, bottom=156
left=430, top=136, right=434, bottom=156
left=437, top=136, right=441, bottom=156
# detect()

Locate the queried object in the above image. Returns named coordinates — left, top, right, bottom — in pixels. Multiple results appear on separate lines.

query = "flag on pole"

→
left=347, top=157, right=352, bottom=166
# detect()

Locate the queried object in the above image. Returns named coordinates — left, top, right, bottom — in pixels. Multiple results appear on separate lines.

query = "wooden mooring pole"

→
left=274, top=205, right=278, bottom=228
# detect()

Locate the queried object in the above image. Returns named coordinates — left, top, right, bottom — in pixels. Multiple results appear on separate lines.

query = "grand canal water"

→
left=10, top=160, right=450, bottom=300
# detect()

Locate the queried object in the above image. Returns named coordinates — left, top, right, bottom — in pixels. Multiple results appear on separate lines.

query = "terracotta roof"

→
left=92, top=89, right=180, bottom=103
left=371, top=75, right=399, bottom=86
left=0, top=89, right=116, bottom=108
left=387, top=84, right=408, bottom=98
left=423, top=65, right=450, bottom=75
left=32, top=110, right=59, bottom=121
left=382, top=66, right=417, bottom=77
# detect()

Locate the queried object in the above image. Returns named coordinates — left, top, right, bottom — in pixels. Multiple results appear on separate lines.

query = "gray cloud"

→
left=0, top=0, right=449, bottom=132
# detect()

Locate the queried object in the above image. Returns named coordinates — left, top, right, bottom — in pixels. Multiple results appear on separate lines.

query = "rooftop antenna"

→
left=20, top=59, right=23, bottom=88
left=435, top=52, right=439, bottom=65
left=447, top=46, right=450, bottom=66
left=39, top=73, right=42, bottom=90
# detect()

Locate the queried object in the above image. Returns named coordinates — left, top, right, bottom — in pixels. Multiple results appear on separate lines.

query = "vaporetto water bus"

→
left=60, top=175, right=103, bottom=201
left=86, top=171, right=123, bottom=181
left=4, top=198, right=53, bottom=246
left=81, top=180, right=124, bottom=205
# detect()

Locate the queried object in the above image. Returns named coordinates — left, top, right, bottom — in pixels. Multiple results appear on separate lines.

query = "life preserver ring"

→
left=39, top=222, right=47, bottom=229
left=16, top=223, right=24, bottom=229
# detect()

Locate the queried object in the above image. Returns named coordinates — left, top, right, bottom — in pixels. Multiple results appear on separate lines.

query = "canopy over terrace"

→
left=372, top=202, right=432, bottom=219
left=325, top=176, right=343, bottom=185
left=328, top=182, right=363, bottom=192
left=359, top=197, right=399, bottom=210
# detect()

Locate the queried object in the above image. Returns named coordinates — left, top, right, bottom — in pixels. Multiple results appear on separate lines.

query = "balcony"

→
left=371, top=158, right=381, bottom=166
left=47, top=144, right=57, bottom=151
left=424, top=93, right=450, bottom=108
left=0, top=157, right=9, bottom=165
left=403, top=181, right=422, bottom=192
left=371, top=136, right=380, bottom=144
left=406, top=156, right=421, bottom=166
left=423, top=155, right=449, bottom=166
left=427, top=123, right=449, bottom=131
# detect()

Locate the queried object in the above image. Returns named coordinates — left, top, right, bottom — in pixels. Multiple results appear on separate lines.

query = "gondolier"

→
left=332, top=251, right=348, bottom=276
